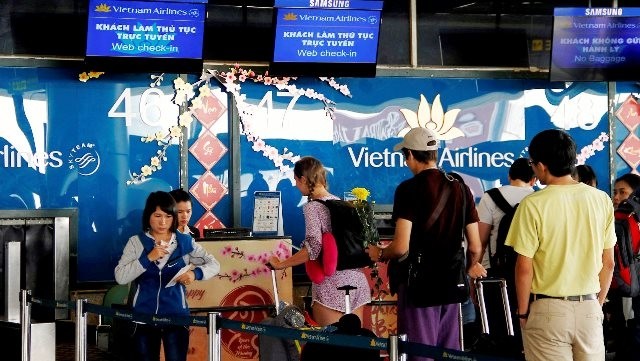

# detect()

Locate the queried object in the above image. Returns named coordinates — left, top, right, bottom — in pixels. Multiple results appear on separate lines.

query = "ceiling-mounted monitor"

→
left=551, top=7, right=640, bottom=81
left=85, top=0, right=207, bottom=74
left=439, top=30, right=529, bottom=67
left=269, top=0, right=383, bottom=77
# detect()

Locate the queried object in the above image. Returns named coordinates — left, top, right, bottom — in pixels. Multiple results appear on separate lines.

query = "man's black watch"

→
left=516, top=311, right=529, bottom=319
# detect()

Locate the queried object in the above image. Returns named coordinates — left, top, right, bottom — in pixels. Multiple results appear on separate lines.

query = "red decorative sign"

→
left=193, top=94, right=226, bottom=129
left=194, top=211, right=226, bottom=230
left=617, top=133, right=640, bottom=170
left=219, top=285, right=272, bottom=359
left=190, top=171, right=228, bottom=210
left=189, top=131, right=228, bottom=169
left=616, top=95, right=640, bottom=132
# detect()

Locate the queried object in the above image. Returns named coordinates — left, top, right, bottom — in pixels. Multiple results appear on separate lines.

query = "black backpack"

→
left=486, top=188, right=519, bottom=277
left=314, top=199, right=378, bottom=270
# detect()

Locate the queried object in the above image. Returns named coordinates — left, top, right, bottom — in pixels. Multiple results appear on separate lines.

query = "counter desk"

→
left=184, top=236, right=294, bottom=361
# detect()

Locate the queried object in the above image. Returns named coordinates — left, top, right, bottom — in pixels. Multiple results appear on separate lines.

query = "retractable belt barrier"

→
left=19, top=289, right=520, bottom=361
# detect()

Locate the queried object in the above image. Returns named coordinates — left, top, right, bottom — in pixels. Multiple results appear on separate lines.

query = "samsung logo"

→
left=585, top=8, right=623, bottom=16
left=309, top=0, right=350, bottom=7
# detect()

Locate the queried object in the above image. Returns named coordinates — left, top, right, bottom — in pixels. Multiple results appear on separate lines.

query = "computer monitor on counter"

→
left=373, top=203, right=394, bottom=238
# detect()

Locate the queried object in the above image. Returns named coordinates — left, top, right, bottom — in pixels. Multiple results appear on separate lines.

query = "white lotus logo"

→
left=398, top=94, right=464, bottom=140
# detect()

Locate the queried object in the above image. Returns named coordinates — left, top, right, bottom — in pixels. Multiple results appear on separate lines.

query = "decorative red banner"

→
left=617, top=133, right=640, bottom=170
left=190, top=171, right=228, bottom=210
left=616, top=95, right=640, bottom=132
left=189, top=130, right=228, bottom=169
left=192, top=93, right=227, bottom=129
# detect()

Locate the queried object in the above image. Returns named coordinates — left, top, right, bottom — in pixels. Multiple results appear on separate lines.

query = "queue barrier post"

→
left=75, top=298, right=87, bottom=361
left=389, top=334, right=397, bottom=361
left=393, top=334, right=407, bottom=361
left=20, top=289, right=31, bottom=361
left=458, top=302, right=464, bottom=351
left=208, top=312, right=221, bottom=361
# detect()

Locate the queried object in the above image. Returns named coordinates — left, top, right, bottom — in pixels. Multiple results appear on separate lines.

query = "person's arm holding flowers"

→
left=367, top=221, right=411, bottom=262
left=365, top=185, right=410, bottom=263
left=351, top=187, right=388, bottom=299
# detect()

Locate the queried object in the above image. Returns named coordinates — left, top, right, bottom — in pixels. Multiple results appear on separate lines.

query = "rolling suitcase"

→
left=471, top=277, right=524, bottom=360
left=258, top=268, right=305, bottom=361
left=476, top=277, right=514, bottom=336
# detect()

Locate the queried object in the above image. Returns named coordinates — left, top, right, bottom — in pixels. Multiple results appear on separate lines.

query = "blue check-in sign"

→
left=273, top=1, right=383, bottom=63
left=86, top=0, right=206, bottom=59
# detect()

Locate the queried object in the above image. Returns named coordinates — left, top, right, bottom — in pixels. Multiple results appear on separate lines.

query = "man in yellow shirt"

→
left=505, top=129, right=615, bottom=361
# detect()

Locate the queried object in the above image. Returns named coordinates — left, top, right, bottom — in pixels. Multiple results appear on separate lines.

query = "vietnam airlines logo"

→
left=95, top=3, right=111, bottom=12
left=398, top=94, right=464, bottom=141
left=283, top=13, right=297, bottom=20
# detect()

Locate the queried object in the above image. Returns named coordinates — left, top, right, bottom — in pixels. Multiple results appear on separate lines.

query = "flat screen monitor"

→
left=85, top=0, right=207, bottom=74
left=439, top=30, right=529, bottom=67
left=550, top=7, right=640, bottom=81
left=270, top=0, right=383, bottom=77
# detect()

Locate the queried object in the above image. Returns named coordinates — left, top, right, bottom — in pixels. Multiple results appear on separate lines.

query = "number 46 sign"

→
left=107, top=86, right=182, bottom=137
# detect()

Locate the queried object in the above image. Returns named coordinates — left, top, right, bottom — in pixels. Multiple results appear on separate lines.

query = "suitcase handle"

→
left=474, top=277, right=514, bottom=336
left=337, top=285, right=357, bottom=314
left=269, top=267, right=281, bottom=316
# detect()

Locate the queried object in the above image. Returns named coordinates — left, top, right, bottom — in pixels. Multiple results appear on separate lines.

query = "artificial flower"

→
left=351, top=187, right=370, bottom=202
left=350, top=187, right=386, bottom=300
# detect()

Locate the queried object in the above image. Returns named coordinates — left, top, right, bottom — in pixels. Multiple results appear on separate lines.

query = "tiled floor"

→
left=56, top=321, right=115, bottom=361
left=56, top=342, right=114, bottom=361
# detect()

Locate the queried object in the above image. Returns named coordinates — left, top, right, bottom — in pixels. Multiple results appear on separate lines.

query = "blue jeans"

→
left=133, top=323, right=190, bottom=361
left=461, top=296, right=476, bottom=324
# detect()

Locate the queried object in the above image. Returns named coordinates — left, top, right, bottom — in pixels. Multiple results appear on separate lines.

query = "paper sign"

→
left=165, top=264, right=192, bottom=288
left=252, top=191, right=282, bottom=236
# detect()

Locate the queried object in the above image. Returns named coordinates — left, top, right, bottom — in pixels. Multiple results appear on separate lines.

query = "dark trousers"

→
left=632, top=297, right=640, bottom=361
left=602, top=293, right=640, bottom=361
left=132, top=323, right=190, bottom=361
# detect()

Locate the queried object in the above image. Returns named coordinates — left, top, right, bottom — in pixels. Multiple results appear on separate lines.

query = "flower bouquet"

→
left=350, top=187, right=387, bottom=300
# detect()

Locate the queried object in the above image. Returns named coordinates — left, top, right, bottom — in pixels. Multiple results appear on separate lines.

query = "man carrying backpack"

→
left=506, top=129, right=615, bottom=361
left=366, top=127, right=486, bottom=361
left=478, top=157, right=536, bottom=279
left=473, top=157, right=535, bottom=358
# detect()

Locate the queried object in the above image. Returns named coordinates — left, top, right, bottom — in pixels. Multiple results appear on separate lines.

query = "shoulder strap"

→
left=460, top=181, right=467, bottom=238
left=487, top=188, right=513, bottom=214
left=416, top=176, right=466, bottom=257
left=425, top=179, right=452, bottom=230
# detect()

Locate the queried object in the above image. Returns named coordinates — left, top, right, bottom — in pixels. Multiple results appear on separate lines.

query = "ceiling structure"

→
left=0, top=0, right=634, bottom=66
left=418, top=0, right=632, bottom=15
left=2, top=0, right=630, bottom=15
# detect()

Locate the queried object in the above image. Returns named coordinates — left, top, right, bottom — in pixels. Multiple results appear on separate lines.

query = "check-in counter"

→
left=0, top=209, right=75, bottom=361
left=184, top=237, right=293, bottom=361
left=361, top=239, right=397, bottom=339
